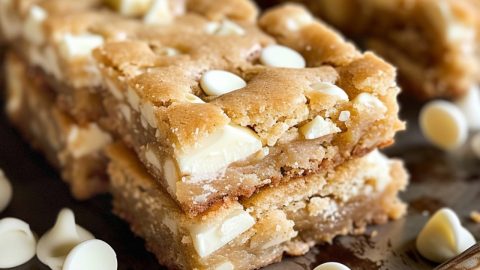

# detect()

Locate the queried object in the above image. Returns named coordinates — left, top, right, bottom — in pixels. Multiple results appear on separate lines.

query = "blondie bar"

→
left=265, top=0, right=480, bottom=99
left=108, top=142, right=407, bottom=270
left=4, top=51, right=110, bottom=199
left=94, top=4, right=404, bottom=215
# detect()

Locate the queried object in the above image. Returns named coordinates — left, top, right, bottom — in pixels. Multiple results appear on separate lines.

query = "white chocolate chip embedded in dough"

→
left=0, top=169, right=12, bottom=212
left=59, top=34, right=104, bottom=59
left=200, top=70, right=247, bottom=96
left=454, top=86, right=480, bottom=130
left=175, top=124, right=262, bottom=178
left=189, top=206, right=255, bottom=258
left=416, top=208, right=476, bottom=263
left=23, top=5, right=47, bottom=45
left=184, top=93, right=205, bottom=103
left=67, top=124, right=112, bottom=158
left=420, top=100, right=468, bottom=151
left=314, top=262, right=351, bottom=270
left=260, top=45, right=306, bottom=69
left=215, top=261, right=234, bottom=270
left=0, top=218, right=36, bottom=268
left=143, top=0, right=173, bottom=25
left=204, top=20, right=245, bottom=36
left=163, top=158, right=179, bottom=194
left=338, top=111, right=350, bottom=122
left=107, top=0, right=153, bottom=16
left=310, top=82, right=349, bottom=102
left=37, top=208, right=95, bottom=270
left=299, top=116, right=341, bottom=140
left=63, top=239, right=117, bottom=270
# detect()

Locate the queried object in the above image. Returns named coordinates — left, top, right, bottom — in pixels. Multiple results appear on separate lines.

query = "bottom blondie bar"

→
left=108, top=143, right=408, bottom=270
left=4, top=52, right=110, bottom=199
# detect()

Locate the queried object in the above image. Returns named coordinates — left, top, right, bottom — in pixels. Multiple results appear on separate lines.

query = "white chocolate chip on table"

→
left=420, top=100, right=468, bottom=151
left=0, top=169, right=12, bottom=212
left=260, top=44, right=306, bottom=68
left=471, top=132, right=480, bottom=159
left=200, top=70, right=247, bottom=96
left=454, top=86, right=480, bottom=130
left=313, top=262, right=351, bottom=270
left=0, top=218, right=37, bottom=268
left=37, top=208, right=94, bottom=270
left=63, top=239, right=117, bottom=270
left=416, top=208, right=476, bottom=263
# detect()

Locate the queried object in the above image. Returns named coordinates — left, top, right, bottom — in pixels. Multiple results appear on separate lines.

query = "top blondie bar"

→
left=268, top=0, right=480, bottom=99
left=92, top=3, right=404, bottom=215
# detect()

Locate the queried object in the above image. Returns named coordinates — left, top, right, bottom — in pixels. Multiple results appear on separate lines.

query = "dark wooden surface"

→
left=1, top=83, right=479, bottom=270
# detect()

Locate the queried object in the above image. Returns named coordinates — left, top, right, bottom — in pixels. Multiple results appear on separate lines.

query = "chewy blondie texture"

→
left=267, top=0, right=480, bottom=99
left=108, top=143, right=408, bottom=270
left=4, top=51, right=110, bottom=199
left=0, top=0, right=257, bottom=123
left=94, top=4, right=404, bottom=216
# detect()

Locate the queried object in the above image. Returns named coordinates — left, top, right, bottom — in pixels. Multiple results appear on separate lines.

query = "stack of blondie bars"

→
left=0, top=0, right=408, bottom=269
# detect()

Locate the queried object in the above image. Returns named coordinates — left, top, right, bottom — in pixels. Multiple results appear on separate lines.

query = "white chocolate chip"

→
left=144, top=148, right=161, bottom=170
left=416, top=208, right=476, bottom=263
left=140, top=102, right=157, bottom=128
left=215, top=261, right=234, bottom=270
left=23, top=5, right=47, bottom=45
left=260, top=45, right=306, bottom=69
left=143, top=0, right=173, bottom=25
left=189, top=207, right=255, bottom=257
left=338, top=111, right=350, bottom=122
left=286, top=13, right=313, bottom=31
left=63, top=239, right=117, bottom=270
left=126, top=87, right=141, bottom=110
left=157, top=47, right=180, bottom=57
left=0, top=169, right=12, bottom=212
left=471, top=132, right=480, bottom=159
left=420, top=100, right=468, bottom=151
left=314, top=262, right=351, bottom=270
left=67, top=124, right=112, bottom=158
left=59, top=34, right=104, bottom=59
left=200, top=70, right=246, bottom=96
left=299, top=116, right=341, bottom=140
left=37, top=208, right=95, bottom=270
left=454, top=86, right=480, bottom=130
left=175, top=124, right=262, bottom=178
left=310, top=82, right=349, bottom=102
left=163, top=158, right=178, bottom=194
left=184, top=93, right=205, bottom=103
left=204, top=20, right=245, bottom=36
left=108, top=0, right=153, bottom=16
left=0, top=218, right=36, bottom=268
left=354, top=93, right=387, bottom=113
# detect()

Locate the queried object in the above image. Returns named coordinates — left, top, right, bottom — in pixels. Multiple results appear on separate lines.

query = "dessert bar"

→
left=108, top=143, right=407, bottom=270
left=94, top=4, right=404, bottom=215
left=266, top=0, right=480, bottom=99
left=4, top=51, right=110, bottom=199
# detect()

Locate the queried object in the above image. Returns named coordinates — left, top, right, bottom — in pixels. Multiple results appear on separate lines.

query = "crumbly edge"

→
left=4, top=51, right=109, bottom=199
left=107, top=142, right=408, bottom=270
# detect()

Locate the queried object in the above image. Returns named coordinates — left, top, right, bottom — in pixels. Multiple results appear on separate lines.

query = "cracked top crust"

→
left=94, top=4, right=402, bottom=150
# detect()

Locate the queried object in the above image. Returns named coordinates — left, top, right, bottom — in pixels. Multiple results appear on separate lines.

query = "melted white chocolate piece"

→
left=0, top=169, right=12, bottom=212
left=63, top=239, right=117, bottom=270
left=299, top=116, right=341, bottom=140
left=189, top=206, right=255, bottom=258
left=37, top=208, right=95, bottom=270
left=416, top=208, right=476, bottom=263
left=175, top=124, right=262, bottom=179
left=0, top=218, right=36, bottom=268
